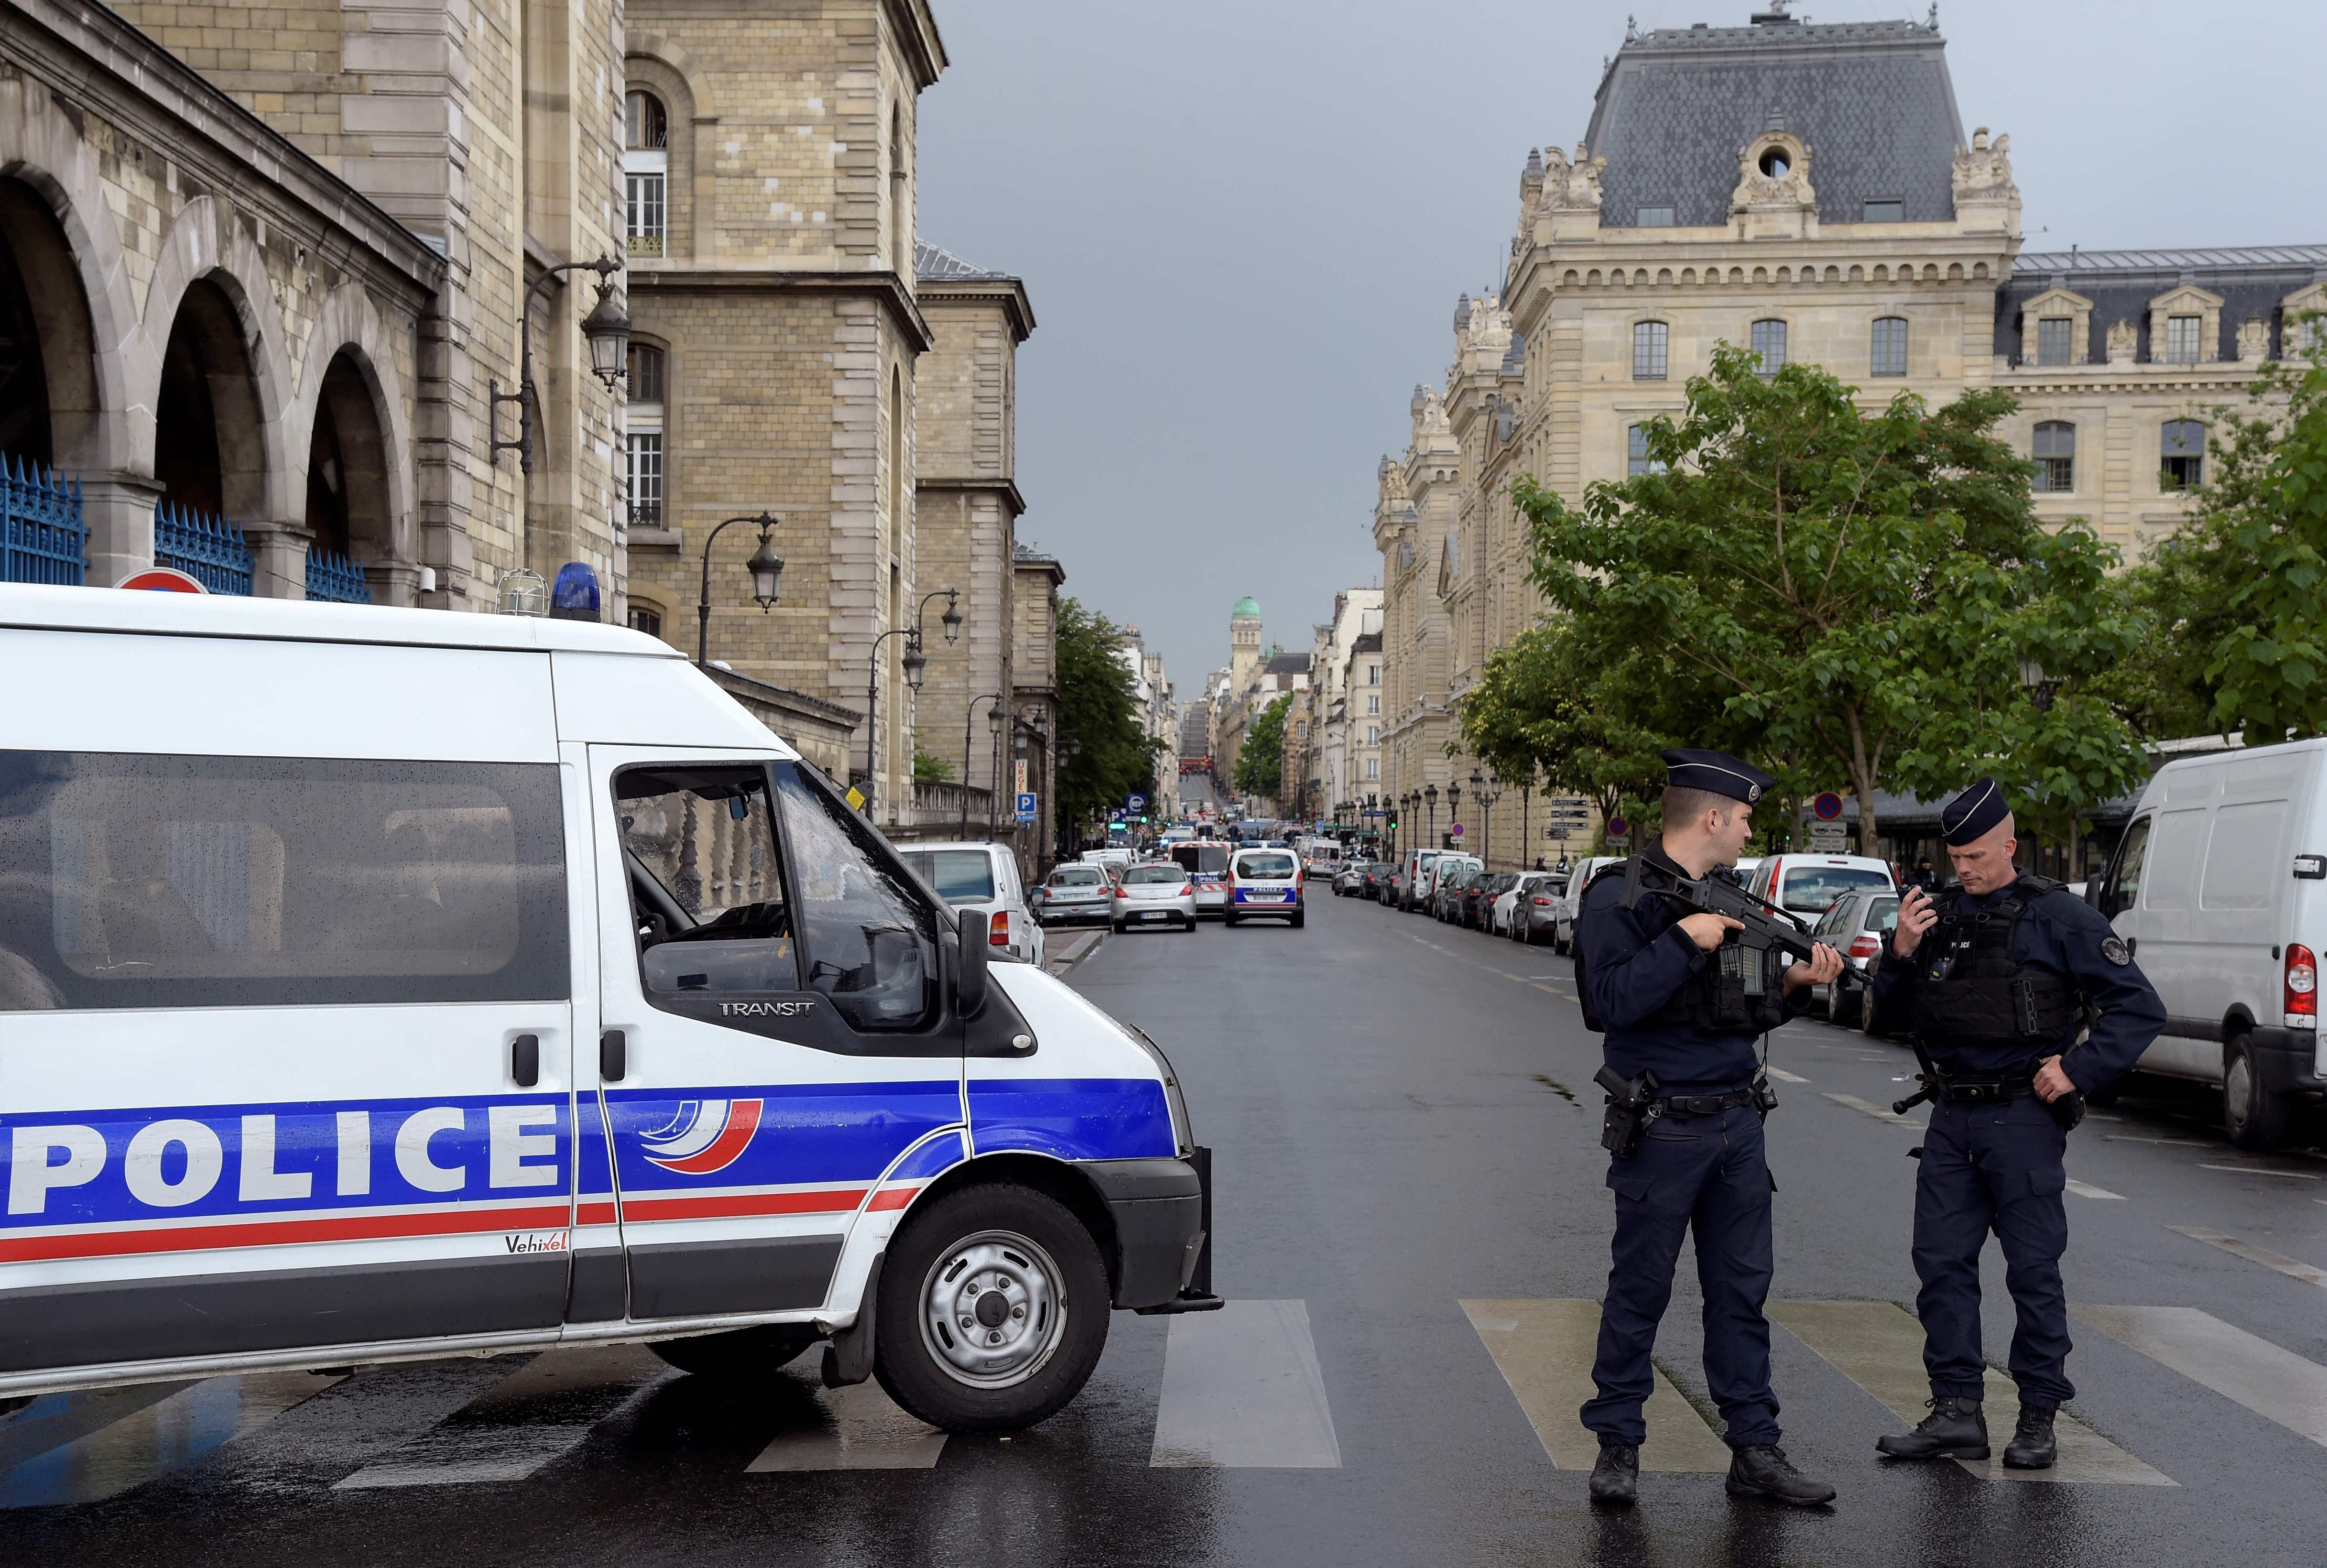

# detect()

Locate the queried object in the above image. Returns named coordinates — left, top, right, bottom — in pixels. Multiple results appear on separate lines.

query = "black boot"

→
left=1875, top=1396, right=1990, bottom=1460
left=1588, top=1443, right=1639, bottom=1506
left=1725, top=1444, right=1836, bottom=1507
left=2003, top=1405, right=2057, bottom=1470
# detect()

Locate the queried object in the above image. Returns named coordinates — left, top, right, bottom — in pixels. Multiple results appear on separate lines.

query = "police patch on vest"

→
left=2100, top=936, right=2132, bottom=967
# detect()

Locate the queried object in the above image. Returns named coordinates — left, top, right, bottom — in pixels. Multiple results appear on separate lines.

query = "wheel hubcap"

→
left=2227, top=1055, right=2251, bottom=1126
left=919, top=1229, right=1066, bottom=1389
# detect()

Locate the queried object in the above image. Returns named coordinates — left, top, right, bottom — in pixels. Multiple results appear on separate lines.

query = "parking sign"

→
left=1016, top=792, right=1038, bottom=823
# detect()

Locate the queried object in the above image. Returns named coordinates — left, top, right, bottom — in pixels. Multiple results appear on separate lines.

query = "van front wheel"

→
left=874, top=1182, right=1110, bottom=1432
left=2223, top=1034, right=2291, bottom=1150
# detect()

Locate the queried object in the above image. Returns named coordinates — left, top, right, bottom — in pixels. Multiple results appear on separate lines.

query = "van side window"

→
left=0, top=750, right=566, bottom=1011
left=770, top=763, right=941, bottom=1031
left=2102, top=817, right=2150, bottom=919
left=615, top=765, right=797, bottom=994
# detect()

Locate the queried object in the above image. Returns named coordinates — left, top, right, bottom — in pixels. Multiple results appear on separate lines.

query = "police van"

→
left=0, top=586, right=1216, bottom=1429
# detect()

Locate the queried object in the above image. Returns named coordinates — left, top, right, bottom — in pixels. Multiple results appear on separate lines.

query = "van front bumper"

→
left=1077, top=1150, right=1221, bottom=1314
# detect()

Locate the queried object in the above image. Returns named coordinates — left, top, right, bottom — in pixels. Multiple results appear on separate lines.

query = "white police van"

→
left=0, top=585, right=1216, bottom=1429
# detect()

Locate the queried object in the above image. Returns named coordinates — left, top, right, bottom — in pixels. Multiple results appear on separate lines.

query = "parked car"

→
left=1742, top=853, right=1898, bottom=920
left=2094, top=736, right=2327, bottom=1148
left=1552, top=856, right=1623, bottom=951
left=1111, top=862, right=1198, bottom=932
left=1428, top=855, right=1484, bottom=921
left=1360, top=861, right=1393, bottom=901
left=1463, top=872, right=1514, bottom=931
left=0, top=582, right=1212, bottom=1430
left=1225, top=847, right=1305, bottom=927
left=1033, top=861, right=1114, bottom=928
left=1805, top=889, right=1900, bottom=1027
left=1493, top=871, right=1554, bottom=937
left=899, top=840, right=1046, bottom=967
left=1512, top=871, right=1567, bottom=944
left=1332, top=862, right=1369, bottom=896
left=1167, top=840, right=1232, bottom=919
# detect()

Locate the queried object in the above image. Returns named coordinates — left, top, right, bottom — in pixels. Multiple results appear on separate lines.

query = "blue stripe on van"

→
left=967, top=1078, right=1174, bottom=1161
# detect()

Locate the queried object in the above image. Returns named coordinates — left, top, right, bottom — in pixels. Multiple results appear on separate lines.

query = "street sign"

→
left=1015, top=792, right=1037, bottom=823
left=1809, top=821, right=1849, bottom=849
left=1449, top=823, right=1465, bottom=838
left=117, top=566, right=207, bottom=593
left=844, top=785, right=866, bottom=811
left=1128, top=794, right=1147, bottom=811
left=1606, top=815, right=1629, bottom=838
left=1812, top=792, right=1844, bottom=821
left=1014, top=760, right=1029, bottom=794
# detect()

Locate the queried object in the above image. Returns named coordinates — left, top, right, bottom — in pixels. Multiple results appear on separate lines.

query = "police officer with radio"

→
left=1868, top=779, right=2165, bottom=1469
left=1576, top=750, right=1845, bottom=1508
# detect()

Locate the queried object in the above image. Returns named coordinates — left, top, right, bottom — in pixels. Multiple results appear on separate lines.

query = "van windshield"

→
left=1780, top=866, right=1893, bottom=914
left=899, top=849, right=996, bottom=903
left=1238, top=853, right=1297, bottom=879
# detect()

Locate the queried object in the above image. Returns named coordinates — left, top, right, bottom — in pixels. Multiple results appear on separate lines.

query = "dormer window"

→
left=1635, top=206, right=1675, bottom=228
left=1757, top=147, right=1792, bottom=179
left=2164, top=315, right=2203, bottom=364
left=1861, top=199, right=1903, bottom=223
left=2037, top=318, right=2073, bottom=367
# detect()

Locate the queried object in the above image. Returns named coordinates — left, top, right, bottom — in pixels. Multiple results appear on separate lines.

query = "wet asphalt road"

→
left=9, top=890, right=2327, bottom=1564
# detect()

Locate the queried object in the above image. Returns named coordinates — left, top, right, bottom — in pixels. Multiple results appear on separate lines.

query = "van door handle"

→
left=601, top=1029, right=627, bottom=1083
left=2126, top=937, right=2137, bottom=956
left=510, top=1033, right=540, bottom=1088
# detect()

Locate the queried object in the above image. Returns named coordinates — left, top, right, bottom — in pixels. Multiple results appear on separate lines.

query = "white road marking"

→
left=2076, top=1305, right=2327, bottom=1449
left=333, top=1346, right=664, bottom=1489
left=1461, top=1299, right=1730, bottom=1472
left=1, top=1372, right=341, bottom=1508
left=1824, top=1092, right=1921, bottom=1127
left=2107, top=1136, right=2212, bottom=1147
left=2166, top=1227, right=2327, bottom=1289
left=1151, top=1299, right=1340, bottom=1468
left=2197, top=1164, right=2322, bottom=1181
left=1766, top=1067, right=1812, bottom=1084
left=1769, top=1299, right=2173, bottom=1485
left=748, top=1380, right=948, bottom=1471
left=2066, top=1179, right=2125, bottom=1200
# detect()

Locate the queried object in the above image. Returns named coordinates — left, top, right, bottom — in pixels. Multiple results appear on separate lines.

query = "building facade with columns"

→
left=1374, top=8, right=2322, bottom=868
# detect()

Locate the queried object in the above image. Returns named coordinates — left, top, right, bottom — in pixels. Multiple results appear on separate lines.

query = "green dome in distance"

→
left=1231, top=596, right=1261, bottom=619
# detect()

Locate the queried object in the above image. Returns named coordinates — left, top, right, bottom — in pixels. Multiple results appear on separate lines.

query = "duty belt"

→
left=1655, top=1089, right=1755, bottom=1117
left=1937, top=1075, right=2036, bottom=1106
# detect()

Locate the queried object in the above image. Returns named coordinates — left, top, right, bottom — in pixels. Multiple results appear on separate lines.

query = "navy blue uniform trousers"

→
left=1582, top=1103, right=1780, bottom=1448
left=1913, top=1094, right=2073, bottom=1408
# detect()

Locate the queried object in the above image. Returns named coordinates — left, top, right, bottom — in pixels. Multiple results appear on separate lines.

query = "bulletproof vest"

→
left=1574, top=858, right=1793, bottom=1035
left=1913, top=876, right=2082, bottom=1050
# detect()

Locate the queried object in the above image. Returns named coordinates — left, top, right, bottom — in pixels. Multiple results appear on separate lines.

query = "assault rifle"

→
left=1615, top=855, right=1827, bottom=966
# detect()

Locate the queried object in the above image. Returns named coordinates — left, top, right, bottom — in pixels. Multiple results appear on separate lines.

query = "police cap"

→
left=1661, top=748, right=1773, bottom=805
left=1940, top=776, right=2011, bottom=846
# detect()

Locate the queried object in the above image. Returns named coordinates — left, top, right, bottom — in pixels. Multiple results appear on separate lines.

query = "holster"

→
left=1751, top=1073, right=1779, bottom=1122
left=1596, top=1065, right=1660, bottom=1157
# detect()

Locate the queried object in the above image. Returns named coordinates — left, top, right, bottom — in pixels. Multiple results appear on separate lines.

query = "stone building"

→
left=1298, top=588, right=1381, bottom=820
left=0, top=0, right=630, bottom=610
left=1374, top=6, right=2324, bottom=868
left=616, top=0, right=948, bottom=824
left=1010, top=541, right=1063, bottom=869
left=1345, top=628, right=1385, bottom=801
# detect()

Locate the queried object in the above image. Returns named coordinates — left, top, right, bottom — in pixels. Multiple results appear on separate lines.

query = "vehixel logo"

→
left=639, top=1099, right=763, bottom=1175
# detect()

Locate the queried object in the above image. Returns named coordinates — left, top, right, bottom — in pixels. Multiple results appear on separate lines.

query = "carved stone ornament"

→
left=1540, top=144, right=1607, bottom=212
left=1951, top=126, right=2021, bottom=234
left=2106, top=317, right=2138, bottom=365
left=1413, top=384, right=1452, bottom=441
left=1457, top=291, right=1513, bottom=363
left=2237, top=316, right=2269, bottom=362
left=1731, top=132, right=1816, bottom=215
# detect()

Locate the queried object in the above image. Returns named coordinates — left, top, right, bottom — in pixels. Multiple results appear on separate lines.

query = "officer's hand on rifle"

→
left=2033, top=1055, right=2076, bottom=1103
left=1893, top=886, right=1938, bottom=957
left=1782, top=943, right=1846, bottom=994
left=1677, top=912, right=1745, bottom=951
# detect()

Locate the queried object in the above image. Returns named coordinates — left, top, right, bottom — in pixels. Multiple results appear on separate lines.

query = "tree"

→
left=1516, top=344, right=2149, bottom=847
left=912, top=746, right=953, bottom=784
left=1234, top=692, right=1292, bottom=805
left=2111, top=326, right=2327, bottom=743
left=1452, top=619, right=1671, bottom=833
left=1053, top=597, right=1157, bottom=843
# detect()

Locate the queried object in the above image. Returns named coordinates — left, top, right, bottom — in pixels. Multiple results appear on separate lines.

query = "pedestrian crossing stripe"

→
left=1462, top=1299, right=1731, bottom=1472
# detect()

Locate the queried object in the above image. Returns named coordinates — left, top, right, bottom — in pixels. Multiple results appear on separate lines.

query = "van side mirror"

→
left=955, top=923, right=990, bottom=1017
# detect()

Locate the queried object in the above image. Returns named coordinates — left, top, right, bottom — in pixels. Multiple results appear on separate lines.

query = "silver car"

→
left=1112, top=861, right=1199, bottom=932
left=1032, top=862, right=1113, bottom=928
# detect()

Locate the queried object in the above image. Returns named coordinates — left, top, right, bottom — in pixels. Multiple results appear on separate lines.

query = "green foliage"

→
left=1452, top=620, right=1670, bottom=829
left=1234, top=693, right=1292, bottom=804
left=912, top=747, right=953, bottom=784
left=1053, top=597, right=1159, bottom=835
left=1515, top=343, right=2149, bottom=845
left=2113, top=324, right=2327, bottom=743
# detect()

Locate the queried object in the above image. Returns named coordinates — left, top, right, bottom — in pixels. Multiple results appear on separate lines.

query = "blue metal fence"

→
left=304, top=546, right=371, bottom=604
left=1, top=453, right=87, bottom=585
left=153, top=500, right=253, bottom=595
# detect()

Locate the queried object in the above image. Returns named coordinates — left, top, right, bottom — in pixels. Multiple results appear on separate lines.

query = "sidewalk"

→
left=1045, top=929, right=1106, bottom=977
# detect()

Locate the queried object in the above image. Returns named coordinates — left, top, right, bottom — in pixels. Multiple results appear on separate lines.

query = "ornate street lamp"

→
left=693, top=511, right=783, bottom=669
left=489, top=255, right=629, bottom=473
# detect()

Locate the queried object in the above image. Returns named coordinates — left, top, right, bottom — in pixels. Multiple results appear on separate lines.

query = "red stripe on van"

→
left=865, top=1186, right=921, bottom=1212
left=619, top=1188, right=869, bottom=1223
left=0, top=1201, right=573, bottom=1263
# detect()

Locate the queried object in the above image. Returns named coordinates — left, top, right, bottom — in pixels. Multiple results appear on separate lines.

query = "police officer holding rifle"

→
left=1575, top=750, right=1845, bottom=1508
left=1868, top=779, right=2165, bottom=1469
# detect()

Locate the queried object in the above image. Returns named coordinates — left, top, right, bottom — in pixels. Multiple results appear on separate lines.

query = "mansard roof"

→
left=1582, top=11, right=1964, bottom=229
left=915, top=240, right=1006, bottom=280
left=1996, top=244, right=2327, bottom=364
left=1350, top=631, right=1384, bottom=655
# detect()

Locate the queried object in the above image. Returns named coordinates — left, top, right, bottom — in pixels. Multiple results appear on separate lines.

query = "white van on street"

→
left=1743, top=853, right=1898, bottom=919
left=0, top=585, right=1218, bottom=1424
left=2093, top=737, right=2327, bottom=1148
left=1225, top=847, right=1305, bottom=927
left=898, top=840, right=1045, bottom=969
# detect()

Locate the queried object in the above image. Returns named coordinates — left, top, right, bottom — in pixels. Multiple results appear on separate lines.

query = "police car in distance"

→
left=0, top=585, right=1218, bottom=1428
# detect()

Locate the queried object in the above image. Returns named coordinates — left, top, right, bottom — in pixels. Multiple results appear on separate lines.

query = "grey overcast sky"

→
left=914, top=0, right=2327, bottom=691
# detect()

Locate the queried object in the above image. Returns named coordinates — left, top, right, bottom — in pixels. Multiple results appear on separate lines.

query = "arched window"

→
left=1870, top=316, right=1908, bottom=377
left=1632, top=320, right=1668, bottom=380
left=625, top=343, right=665, bottom=530
left=1750, top=318, right=1787, bottom=375
left=1627, top=424, right=1666, bottom=478
left=2032, top=421, right=2075, bottom=493
left=624, top=92, right=669, bottom=257
left=2161, top=419, right=2206, bottom=490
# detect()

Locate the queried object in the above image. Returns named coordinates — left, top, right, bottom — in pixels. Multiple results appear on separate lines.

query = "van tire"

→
left=1291, top=909, right=1306, bottom=928
left=648, top=1324, right=821, bottom=1378
left=873, top=1182, right=1109, bottom=1432
left=2223, top=1034, right=2291, bottom=1150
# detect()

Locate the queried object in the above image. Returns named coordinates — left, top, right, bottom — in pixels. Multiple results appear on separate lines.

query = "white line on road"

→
left=748, top=1380, right=948, bottom=1471
left=2075, top=1305, right=2327, bottom=1449
left=332, top=1346, right=664, bottom=1489
left=1824, top=1092, right=1921, bottom=1127
left=2165, top=1227, right=2327, bottom=1289
left=2107, top=1136, right=2213, bottom=1147
left=1, top=1371, right=341, bottom=1508
left=1460, top=1300, right=1730, bottom=1473
left=2197, top=1163, right=2322, bottom=1180
left=1151, top=1300, right=1340, bottom=1468
left=1765, top=1067, right=1811, bottom=1084
left=2066, top=1179, right=2126, bottom=1200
